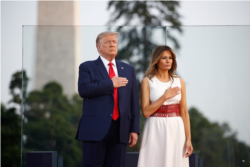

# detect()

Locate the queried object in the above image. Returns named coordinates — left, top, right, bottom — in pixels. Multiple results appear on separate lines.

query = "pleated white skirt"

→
left=137, top=116, right=189, bottom=167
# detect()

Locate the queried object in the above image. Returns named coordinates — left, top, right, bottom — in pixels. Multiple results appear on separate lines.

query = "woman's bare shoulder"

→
left=142, top=77, right=152, bottom=90
left=141, top=77, right=149, bottom=85
left=179, top=77, right=186, bottom=86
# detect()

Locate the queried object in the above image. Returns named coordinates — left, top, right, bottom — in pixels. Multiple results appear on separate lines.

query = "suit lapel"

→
left=116, top=60, right=125, bottom=107
left=96, top=56, right=114, bottom=98
left=116, top=60, right=125, bottom=78
left=95, top=56, right=110, bottom=80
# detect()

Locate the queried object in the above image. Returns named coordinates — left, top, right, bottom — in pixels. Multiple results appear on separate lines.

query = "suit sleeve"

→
left=78, top=63, right=114, bottom=98
left=130, top=67, right=140, bottom=134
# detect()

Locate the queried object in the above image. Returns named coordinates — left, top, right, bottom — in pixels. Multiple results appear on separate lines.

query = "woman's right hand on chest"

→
left=164, top=86, right=180, bottom=99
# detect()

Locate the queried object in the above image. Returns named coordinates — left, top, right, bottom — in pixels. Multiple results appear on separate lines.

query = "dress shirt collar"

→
left=100, top=55, right=117, bottom=67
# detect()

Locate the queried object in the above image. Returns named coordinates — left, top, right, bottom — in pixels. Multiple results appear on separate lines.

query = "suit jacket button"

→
left=110, top=114, right=112, bottom=116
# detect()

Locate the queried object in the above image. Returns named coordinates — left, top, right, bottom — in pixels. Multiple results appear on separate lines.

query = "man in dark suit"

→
left=75, top=31, right=140, bottom=167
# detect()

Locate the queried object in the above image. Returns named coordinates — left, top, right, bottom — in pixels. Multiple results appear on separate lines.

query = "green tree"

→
left=9, top=70, right=29, bottom=105
left=0, top=70, right=82, bottom=167
left=1, top=103, right=21, bottom=167
left=23, top=81, right=82, bottom=167
left=189, top=107, right=250, bottom=167
left=108, top=1, right=181, bottom=26
left=1, top=70, right=28, bottom=167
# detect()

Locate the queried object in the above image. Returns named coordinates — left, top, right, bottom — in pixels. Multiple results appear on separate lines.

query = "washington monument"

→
left=34, top=1, right=80, bottom=98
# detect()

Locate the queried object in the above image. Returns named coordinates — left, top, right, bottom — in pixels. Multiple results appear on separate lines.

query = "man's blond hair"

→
left=96, top=31, right=119, bottom=46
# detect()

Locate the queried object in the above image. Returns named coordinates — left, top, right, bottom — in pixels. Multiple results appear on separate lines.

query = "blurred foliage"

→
left=1, top=103, right=21, bottom=167
left=107, top=1, right=182, bottom=26
left=1, top=70, right=27, bottom=167
left=22, top=81, right=83, bottom=167
left=189, top=107, right=250, bottom=167
left=107, top=1, right=182, bottom=49
left=1, top=71, right=83, bottom=167
left=9, top=70, right=28, bottom=105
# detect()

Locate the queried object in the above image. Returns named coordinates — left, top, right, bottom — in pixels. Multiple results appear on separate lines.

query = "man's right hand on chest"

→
left=111, top=76, right=128, bottom=88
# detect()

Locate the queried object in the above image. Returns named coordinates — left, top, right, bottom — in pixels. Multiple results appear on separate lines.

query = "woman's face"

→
left=157, top=50, right=173, bottom=71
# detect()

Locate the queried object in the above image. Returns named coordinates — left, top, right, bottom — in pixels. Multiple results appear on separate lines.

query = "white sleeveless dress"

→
left=137, top=76, right=189, bottom=167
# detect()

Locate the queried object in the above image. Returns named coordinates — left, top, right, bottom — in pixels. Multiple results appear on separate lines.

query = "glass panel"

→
left=166, top=26, right=250, bottom=167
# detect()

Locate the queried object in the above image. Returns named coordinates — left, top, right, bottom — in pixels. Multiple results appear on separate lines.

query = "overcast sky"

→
left=1, top=1, right=250, bottom=145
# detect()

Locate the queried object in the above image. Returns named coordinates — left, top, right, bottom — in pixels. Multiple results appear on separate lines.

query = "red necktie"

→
left=108, top=62, right=119, bottom=120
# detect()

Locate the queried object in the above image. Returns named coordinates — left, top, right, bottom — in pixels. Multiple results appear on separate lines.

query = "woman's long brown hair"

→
left=145, top=45, right=177, bottom=82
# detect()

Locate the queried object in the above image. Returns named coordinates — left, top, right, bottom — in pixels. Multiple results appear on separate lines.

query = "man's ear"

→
left=97, top=45, right=101, bottom=51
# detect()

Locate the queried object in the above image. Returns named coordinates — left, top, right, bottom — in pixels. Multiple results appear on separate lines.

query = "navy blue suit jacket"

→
left=75, top=56, right=140, bottom=143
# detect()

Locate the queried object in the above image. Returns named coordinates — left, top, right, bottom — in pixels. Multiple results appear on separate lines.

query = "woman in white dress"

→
left=137, top=45, right=193, bottom=167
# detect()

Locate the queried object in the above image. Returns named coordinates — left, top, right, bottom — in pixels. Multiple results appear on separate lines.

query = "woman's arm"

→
left=141, top=77, right=180, bottom=118
left=179, top=78, right=193, bottom=157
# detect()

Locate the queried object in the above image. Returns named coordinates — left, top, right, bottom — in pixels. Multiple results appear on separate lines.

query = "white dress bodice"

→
left=146, top=76, right=181, bottom=105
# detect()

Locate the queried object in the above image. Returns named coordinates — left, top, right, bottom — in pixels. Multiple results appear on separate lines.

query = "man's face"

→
left=98, top=35, right=118, bottom=58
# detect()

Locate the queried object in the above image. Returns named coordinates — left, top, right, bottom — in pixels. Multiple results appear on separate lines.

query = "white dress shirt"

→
left=100, top=55, right=118, bottom=76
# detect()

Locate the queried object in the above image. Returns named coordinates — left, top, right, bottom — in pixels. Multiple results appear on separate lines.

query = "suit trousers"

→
left=82, top=118, right=127, bottom=167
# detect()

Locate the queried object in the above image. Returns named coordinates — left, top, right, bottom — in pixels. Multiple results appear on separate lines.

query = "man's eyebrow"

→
left=106, top=39, right=117, bottom=41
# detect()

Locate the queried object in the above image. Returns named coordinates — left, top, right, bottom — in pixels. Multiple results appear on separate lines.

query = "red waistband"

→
left=156, top=104, right=180, bottom=113
left=150, top=104, right=180, bottom=117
